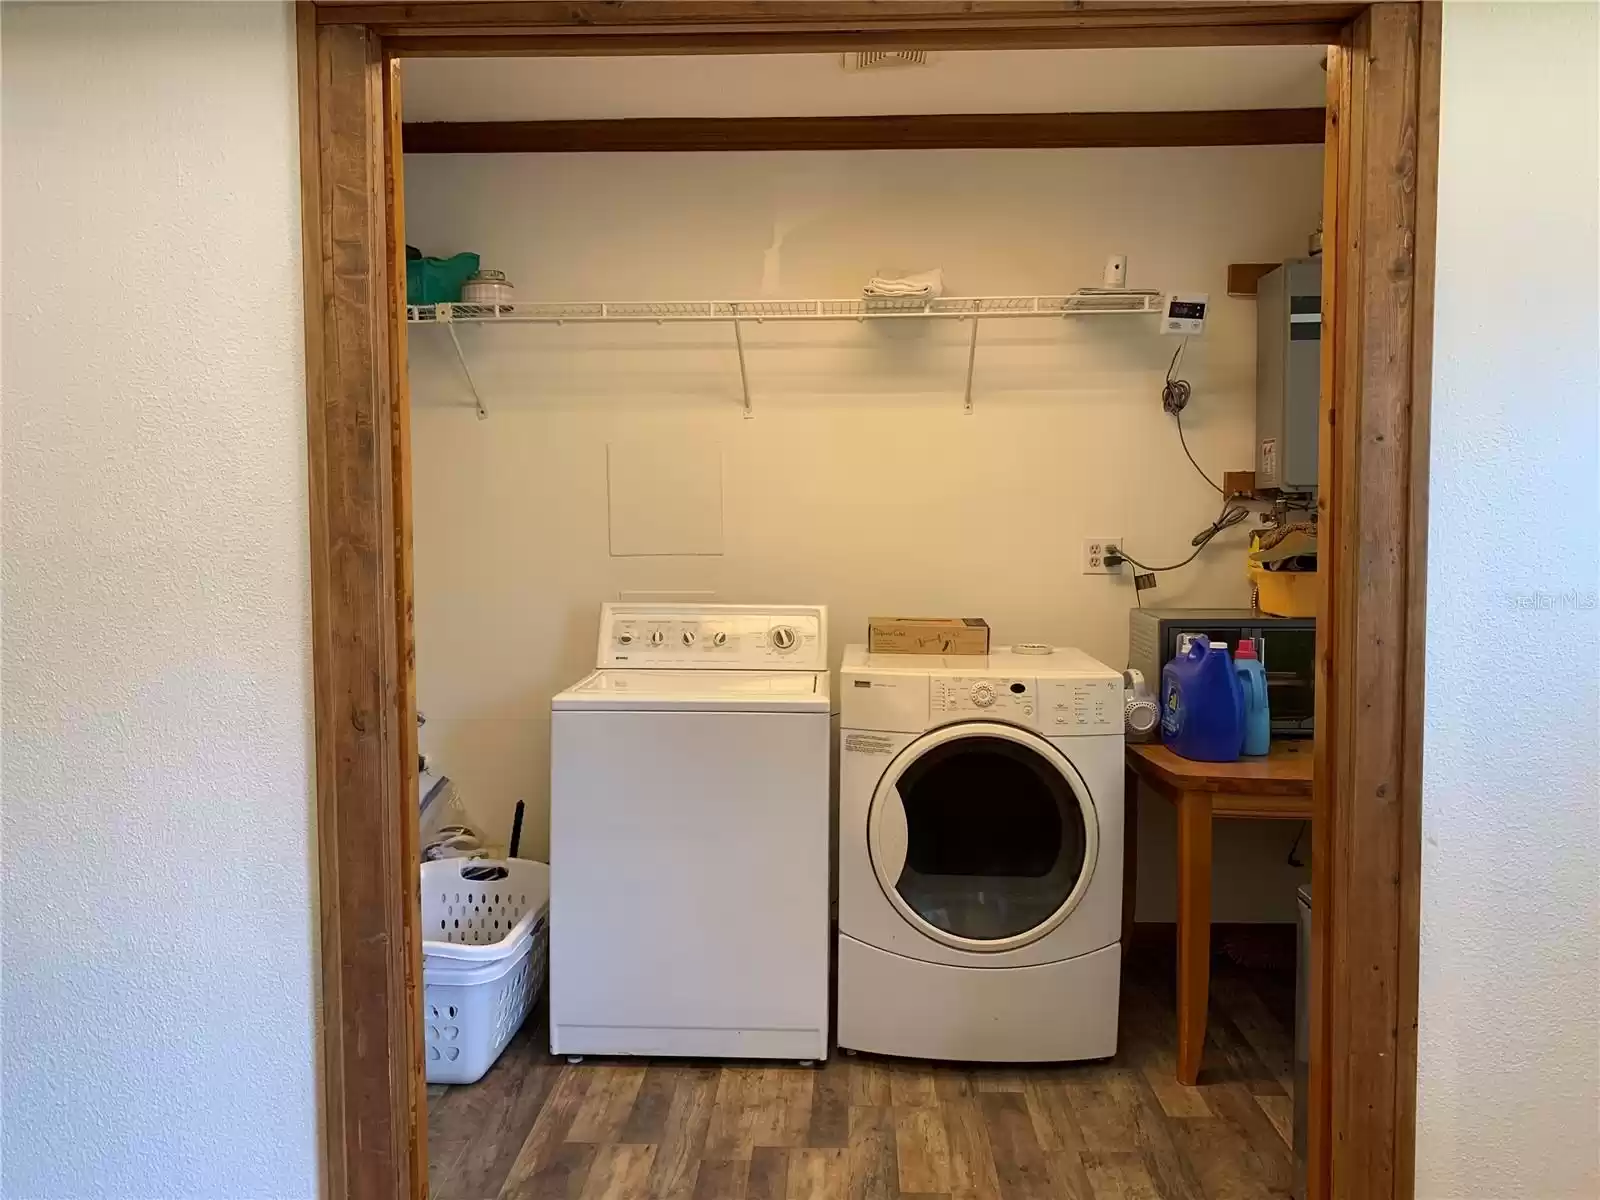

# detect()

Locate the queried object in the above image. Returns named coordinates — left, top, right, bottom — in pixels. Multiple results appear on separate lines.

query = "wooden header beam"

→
left=324, top=1, right=1354, bottom=53
left=403, top=108, right=1326, bottom=153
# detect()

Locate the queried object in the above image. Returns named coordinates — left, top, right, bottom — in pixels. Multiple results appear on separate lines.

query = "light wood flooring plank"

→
left=939, top=1097, right=1002, bottom=1200
left=846, top=1105, right=897, bottom=1200
left=432, top=1034, right=557, bottom=1200
left=1165, top=1117, right=1280, bottom=1200
left=622, top=1067, right=683, bottom=1145
left=894, top=1106, right=954, bottom=1195
left=580, top=1144, right=656, bottom=1200
left=1253, top=1094, right=1293, bottom=1149
left=505, top=1142, right=597, bottom=1200
left=972, top=1069, right=1027, bottom=1094
left=847, top=1058, right=891, bottom=1108
left=1043, top=1151, right=1094, bottom=1200
left=1209, top=974, right=1297, bottom=1096
left=646, top=1068, right=719, bottom=1200
left=888, top=1066, right=939, bottom=1109
left=499, top=1068, right=594, bottom=1197
left=932, top=1069, right=975, bottom=1105
left=1141, top=1057, right=1214, bottom=1120
left=785, top=1148, right=849, bottom=1200
left=1195, top=997, right=1284, bottom=1096
left=807, top=1064, right=851, bottom=1149
left=1062, top=1071, right=1143, bottom=1155
left=704, top=1069, right=768, bottom=1162
left=1079, top=1151, right=1163, bottom=1200
left=748, top=1146, right=791, bottom=1200
left=978, top=1093, right=1054, bottom=1200
left=748, top=1069, right=813, bottom=1150
left=1119, top=1064, right=1208, bottom=1200
left=1199, top=1084, right=1294, bottom=1195
left=692, top=1159, right=749, bottom=1200
left=1020, top=1081, right=1085, bottom=1157
left=569, top=1067, right=650, bottom=1144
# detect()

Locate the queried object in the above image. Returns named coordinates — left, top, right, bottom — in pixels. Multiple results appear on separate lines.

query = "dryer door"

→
left=867, top=722, right=1100, bottom=953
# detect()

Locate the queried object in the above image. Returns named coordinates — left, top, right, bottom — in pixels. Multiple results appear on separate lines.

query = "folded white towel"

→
left=864, top=268, right=945, bottom=299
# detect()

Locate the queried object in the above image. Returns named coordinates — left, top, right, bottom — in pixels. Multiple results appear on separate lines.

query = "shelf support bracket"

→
left=731, top=317, right=753, bottom=419
left=444, top=322, right=489, bottom=421
left=963, top=316, right=982, bottom=415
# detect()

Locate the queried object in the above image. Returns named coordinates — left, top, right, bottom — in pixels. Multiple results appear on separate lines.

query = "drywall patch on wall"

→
left=405, top=144, right=1323, bottom=918
left=1416, top=4, right=1600, bottom=1196
left=0, top=4, right=318, bottom=1197
left=608, top=438, right=725, bottom=556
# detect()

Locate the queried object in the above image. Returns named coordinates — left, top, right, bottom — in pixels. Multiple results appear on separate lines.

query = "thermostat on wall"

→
left=1161, top=292, right=1209, bottom=336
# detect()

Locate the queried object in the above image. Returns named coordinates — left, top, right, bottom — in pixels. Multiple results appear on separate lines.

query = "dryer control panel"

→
left=1039, top=678, right=1122, bottom=733
left=598, top=603, right=827, bottom=670
left=931, top=676, right=1038, bottom=725
left=926, top=675, right=1121, bottom=733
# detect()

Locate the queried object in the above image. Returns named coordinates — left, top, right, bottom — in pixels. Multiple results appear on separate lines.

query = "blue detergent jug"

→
left=1160, top=635, right=1246, bottom=762
left=1234, top=638, right=1272, bottom=756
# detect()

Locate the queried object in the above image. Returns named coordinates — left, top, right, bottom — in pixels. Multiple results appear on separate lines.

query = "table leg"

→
left=1175, top=789, right=1213, bottom=1085
left=1122, top=766, right=1139, bottom=947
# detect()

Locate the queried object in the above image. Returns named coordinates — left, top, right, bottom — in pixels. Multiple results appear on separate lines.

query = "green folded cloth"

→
left=406, top=252, right=480, bottom=305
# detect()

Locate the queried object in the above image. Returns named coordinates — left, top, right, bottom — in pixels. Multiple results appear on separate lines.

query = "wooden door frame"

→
left=295, top=4, right=1438, bottom=1197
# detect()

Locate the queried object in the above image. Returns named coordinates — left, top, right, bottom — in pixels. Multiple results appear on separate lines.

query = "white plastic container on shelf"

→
left=421, top=857, right=549, bottom=1084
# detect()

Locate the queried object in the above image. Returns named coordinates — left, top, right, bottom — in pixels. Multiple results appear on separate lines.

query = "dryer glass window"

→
left=891, top=734, right=1088, bottom=942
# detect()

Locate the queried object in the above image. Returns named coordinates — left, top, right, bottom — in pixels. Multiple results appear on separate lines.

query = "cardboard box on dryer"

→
left=867, top=617, right=991, bottom=655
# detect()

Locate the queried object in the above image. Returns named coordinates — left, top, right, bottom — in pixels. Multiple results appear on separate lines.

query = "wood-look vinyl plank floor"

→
left=431, top=937, right=1298, bottom=1200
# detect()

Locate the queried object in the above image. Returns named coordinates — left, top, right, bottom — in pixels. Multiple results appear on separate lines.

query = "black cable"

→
left=1109, top=495, right=1249, bottom=573
left=1105, top=338, right=1245, bottom=577
left=1161, top=340, right=1193, bottom=417
left=1176, top=410, right=1223, bottom=495
left=1287, top=820, right=1309, bottom=868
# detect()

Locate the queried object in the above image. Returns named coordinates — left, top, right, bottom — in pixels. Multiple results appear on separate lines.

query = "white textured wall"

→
left=1416, top=4, right=1600, bottom=1197
left=1, top=5, right=319, bottom=1198
left=404, top=145, right=1322, bottom=920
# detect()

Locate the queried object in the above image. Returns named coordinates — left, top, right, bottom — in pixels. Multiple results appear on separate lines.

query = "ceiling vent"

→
left=840, top=50, right=932, bottom=71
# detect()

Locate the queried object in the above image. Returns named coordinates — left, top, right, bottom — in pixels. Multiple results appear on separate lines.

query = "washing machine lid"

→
left=553, top=668, right=831, bottom=713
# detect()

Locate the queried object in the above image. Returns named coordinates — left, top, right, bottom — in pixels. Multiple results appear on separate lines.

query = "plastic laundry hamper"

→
left=421, top=857, right=549, bottom=1085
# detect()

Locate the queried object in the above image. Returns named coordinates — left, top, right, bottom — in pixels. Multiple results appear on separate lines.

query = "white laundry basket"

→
left=421, top=858, right=549, bottom=1085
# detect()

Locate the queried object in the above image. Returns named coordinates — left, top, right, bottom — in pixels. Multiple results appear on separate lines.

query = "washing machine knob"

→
left=769, top=625, right=798, bottom=652
left=711, top=631, right=728, bottom=647
left=970, top=682, right=997, bottom=707
left=681, top=630, right=697, bottom=647
left=649, top=629, right=666, bottom=647
left=617, top=631, right=636, bottom=646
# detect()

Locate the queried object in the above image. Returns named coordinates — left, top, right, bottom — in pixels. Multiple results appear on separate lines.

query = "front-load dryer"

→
left=837, top=645, right=1125, bottom=1063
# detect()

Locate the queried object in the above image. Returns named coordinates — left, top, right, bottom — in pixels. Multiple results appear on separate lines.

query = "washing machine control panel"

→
left=931, top=677, right=1038, bottom=725
left=598, top=603, right=827, bottom=670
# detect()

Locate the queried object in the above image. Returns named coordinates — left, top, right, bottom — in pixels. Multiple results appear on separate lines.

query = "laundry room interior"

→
left=411, top=41, right=1328, bottom=1200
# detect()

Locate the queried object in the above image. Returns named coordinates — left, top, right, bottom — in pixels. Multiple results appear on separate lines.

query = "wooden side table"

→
left=1124, top=740, right=1314, bottom=1084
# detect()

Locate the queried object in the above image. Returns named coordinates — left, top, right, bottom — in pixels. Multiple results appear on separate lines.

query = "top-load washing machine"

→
left=837, top=644, right=1125, bottom=1062
left=550, top=603, right=831, bottom=1062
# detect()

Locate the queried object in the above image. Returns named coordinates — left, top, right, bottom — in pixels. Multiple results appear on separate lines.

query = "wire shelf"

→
left=407, top=293, right=1164, bottom=325
left=410, top=291, right=1167, bottom=419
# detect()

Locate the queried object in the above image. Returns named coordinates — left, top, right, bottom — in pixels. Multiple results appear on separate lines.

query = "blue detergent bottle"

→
left=1160, top=635, right=1246, bottom=762
left=1234, top=637, right=1272, bottom=756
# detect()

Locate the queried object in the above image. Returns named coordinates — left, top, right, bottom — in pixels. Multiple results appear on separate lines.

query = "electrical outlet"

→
left=1083, top=537, right=1124, bottom=575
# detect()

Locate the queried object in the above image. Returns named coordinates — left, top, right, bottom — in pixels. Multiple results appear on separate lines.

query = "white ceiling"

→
left=402, top=46, right=1328, bottom=123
